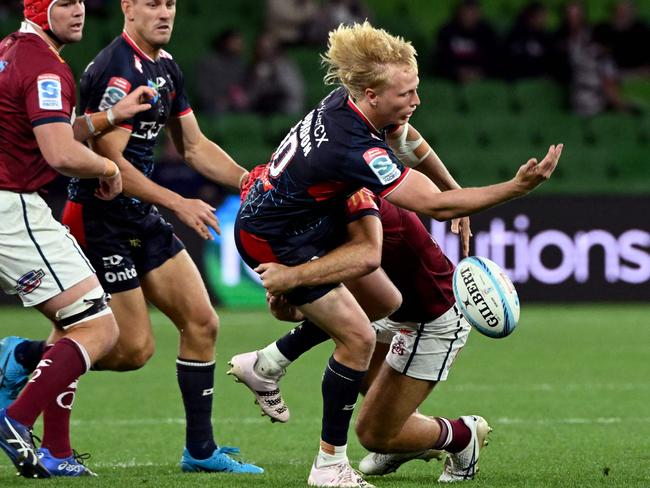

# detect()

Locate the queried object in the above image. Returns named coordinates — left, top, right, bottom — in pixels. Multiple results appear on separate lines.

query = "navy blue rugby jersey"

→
left=68, top=31, right=191, bottom=205
left=239, top=87, right=411, bottom=237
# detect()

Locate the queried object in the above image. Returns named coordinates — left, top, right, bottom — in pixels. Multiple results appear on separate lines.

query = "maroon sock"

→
left=433, top=417, right=472, bottom=453
left=7, top=338, right=87, bottom=428
left=41, top=376, right=77, bottom=458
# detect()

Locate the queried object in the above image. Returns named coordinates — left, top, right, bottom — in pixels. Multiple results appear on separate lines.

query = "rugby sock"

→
left=255, top=342, right=290, bottom=377
left=433, top=417, right=472, bottom=453
left=14, top=339, right=46, bottom=372
left=321, top=356, right=366, bottom=448
left=275, top=320, right=329, bottom=361
left=41, top=378, right=77, bottom=458
left=316, top=443, right=348, bottom=467
left=7, top=338, right=88, bottom=428
left=176, top=358, right=218, bottom=459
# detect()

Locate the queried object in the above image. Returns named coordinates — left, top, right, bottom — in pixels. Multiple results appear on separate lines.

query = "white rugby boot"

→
left=227, top=351, right=289, bottom=423
left=308, top=458, right=376, bottom=487
left=358, top=448, right=445, bottom=475
left=438, top=415, right=491, bottom=482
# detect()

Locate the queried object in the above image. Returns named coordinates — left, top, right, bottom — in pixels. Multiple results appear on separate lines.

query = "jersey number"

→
left=269, top=131, right=298, bottom=178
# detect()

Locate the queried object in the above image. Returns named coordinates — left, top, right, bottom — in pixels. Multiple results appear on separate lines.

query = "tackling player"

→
left=234, top=21, right=561, bottom=487
left=60, top=0, right=262, bottom=475
left=232, top=187, right=490, bottom=483
left=0, top=0, right=155, bottom=478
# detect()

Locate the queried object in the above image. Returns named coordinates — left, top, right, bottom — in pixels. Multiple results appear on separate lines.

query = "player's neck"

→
left=351, top=98, right=384, bottom=134
left=24, top=20, right=64, bottom=52
left=123, top=27, right=161, bottom=61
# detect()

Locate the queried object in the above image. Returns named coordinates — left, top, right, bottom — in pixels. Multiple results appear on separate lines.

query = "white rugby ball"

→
left=452, top=256, right=520, bottom=338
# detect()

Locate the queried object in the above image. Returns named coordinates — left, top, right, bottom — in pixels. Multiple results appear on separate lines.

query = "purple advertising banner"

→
left=427, top=196, right=649, bottom=301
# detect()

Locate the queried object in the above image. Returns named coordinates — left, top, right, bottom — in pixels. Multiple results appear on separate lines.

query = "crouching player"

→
left=229, top=187, right=491, bottom=483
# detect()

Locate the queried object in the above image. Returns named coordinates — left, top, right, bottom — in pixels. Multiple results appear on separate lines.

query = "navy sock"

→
left=176, top=358, right=218, bottom=459
left=321, top=356, right=366, bottom=446
left=14, top=340, right=46, bottom=372
left=276, top=320, right=329, bottom=361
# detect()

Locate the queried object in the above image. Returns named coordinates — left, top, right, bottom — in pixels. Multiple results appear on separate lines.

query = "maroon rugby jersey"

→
left=0, top=25, right=76, bottom=192
left=347, top=189, right=456, bottom=323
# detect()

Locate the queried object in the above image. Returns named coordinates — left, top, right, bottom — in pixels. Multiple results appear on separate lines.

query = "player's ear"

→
left=365, top=88, right=378, bottom=108
left=121, top=0, right=134, bottom=21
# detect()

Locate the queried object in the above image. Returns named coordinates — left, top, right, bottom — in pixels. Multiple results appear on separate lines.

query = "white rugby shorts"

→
left=0, top=191, right=95, bottom=306
left=373, top=304, right=471, bottom=382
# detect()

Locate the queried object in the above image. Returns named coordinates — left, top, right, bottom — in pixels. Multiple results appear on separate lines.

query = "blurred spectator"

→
left=556, top=1, right=637, bottom=116
left=309, top=0, right=370, bottom=45
left=433, top=0, right=501, bottom=82
left=504, top=2, right=553, bottom=80
left=594, top=0, right=650, bottom=76
left=266, top=0, right=319, bottom=47
left=195, top=30, right=249, bottom=115
left=246, top=32, right=305, bottom=115
left=0, top=0, right=22, bottom=19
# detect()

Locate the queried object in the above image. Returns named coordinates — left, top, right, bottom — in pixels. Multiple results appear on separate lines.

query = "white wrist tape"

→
left=394, top=123, right=433, bottom=167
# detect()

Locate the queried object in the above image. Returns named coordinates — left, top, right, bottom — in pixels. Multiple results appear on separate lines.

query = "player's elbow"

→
left=359, top=246, right=381, bottom=274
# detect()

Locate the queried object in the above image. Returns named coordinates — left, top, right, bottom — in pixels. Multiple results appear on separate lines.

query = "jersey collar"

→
left=347, top=96, right=382, bottom=138
left=121, top=30, right=156, bottom=63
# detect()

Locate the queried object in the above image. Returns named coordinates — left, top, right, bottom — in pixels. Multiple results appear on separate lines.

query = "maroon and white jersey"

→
left=0, top=23, right=76, bottom=192
left=346, top=189, right=456, bottom=323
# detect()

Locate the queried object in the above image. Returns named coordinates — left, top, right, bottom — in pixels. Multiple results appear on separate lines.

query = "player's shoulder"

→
left=85, top=35, right=140, bottom=81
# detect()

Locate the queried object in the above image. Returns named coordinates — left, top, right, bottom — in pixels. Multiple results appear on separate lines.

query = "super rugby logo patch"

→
left=363, top=147, right=400, bottom=185
left=98, top=77, right=131, bottom=111
left=15, top=269, right=46, bottom=295
left=37, top=74, right=62, bottom=110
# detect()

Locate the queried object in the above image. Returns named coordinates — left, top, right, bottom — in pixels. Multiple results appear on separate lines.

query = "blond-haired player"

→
left=234, top=21, right=561, bottom=487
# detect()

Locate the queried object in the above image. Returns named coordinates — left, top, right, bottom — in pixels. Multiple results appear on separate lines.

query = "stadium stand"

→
left=0, top=0, right=647, bottom=194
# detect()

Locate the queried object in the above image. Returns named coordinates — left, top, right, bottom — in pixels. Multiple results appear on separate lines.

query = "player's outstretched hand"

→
left=451, top=216, right=472, bottom=258
left=111, top=85, right=158, bottom=122
left=95, top=171, right=123, bottom=201
left=174, top=197, right=220, bottom=240
left=513, top=144, right=563, bottom=194
left=255, top=262, right=299, bottom=295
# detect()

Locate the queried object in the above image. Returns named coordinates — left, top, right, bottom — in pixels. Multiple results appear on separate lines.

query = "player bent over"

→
left=233, top=21, right=559, bottom=487
left=0, top=0, right=155, bottom=478
left=231, top=189, right=491, bottom=483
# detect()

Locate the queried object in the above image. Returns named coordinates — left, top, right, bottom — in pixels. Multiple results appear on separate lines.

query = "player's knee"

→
left=186, top=311, right=219, bottom=344
left=338, top=327, right=375, bottom=366
left=355, top=420, right=391, bottom=453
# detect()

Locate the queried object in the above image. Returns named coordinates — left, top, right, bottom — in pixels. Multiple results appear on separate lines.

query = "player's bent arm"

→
left=72, top=86, right=157, bottom=142
left=386, top=144, right=563, bottom=220
left=387, top=123, right=461, bottom=191
left=256, top=215, right=382, bottom=295
left=166, top=113, right=247, bottom=190
left=91, top=127, right=182, bottom=206
left=34, top=122, right=118, bottom=178
left=291, top=215, right=383, bottom=287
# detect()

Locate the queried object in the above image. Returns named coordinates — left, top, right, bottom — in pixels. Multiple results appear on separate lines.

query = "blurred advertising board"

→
left=203, top=195, right=649, bottom=305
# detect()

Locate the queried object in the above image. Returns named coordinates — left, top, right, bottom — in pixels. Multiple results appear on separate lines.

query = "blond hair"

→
left=321, top=21, right=417, bottom=100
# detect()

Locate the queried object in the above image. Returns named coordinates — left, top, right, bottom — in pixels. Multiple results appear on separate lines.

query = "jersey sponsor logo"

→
left=101, top=254, right=124, bottom=268
left=363, top=147, right=401, bottom=185
left=15, top=269, right=45, bottom=295
left=0, top=60, right=8, bottom=72
left=104, top=265, right=137, bottom=284
left=98, top=77, right=130, bottom=111
left=37, top=74, right=63, bottom=110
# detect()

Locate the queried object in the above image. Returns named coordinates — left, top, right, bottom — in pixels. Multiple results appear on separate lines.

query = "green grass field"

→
left=1, top=304, right=649, bottom=487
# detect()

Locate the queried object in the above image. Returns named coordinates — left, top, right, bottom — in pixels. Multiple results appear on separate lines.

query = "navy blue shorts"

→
left=234, top=213, right=344, bottom=306
left=62, top=201, right=185, bottom=293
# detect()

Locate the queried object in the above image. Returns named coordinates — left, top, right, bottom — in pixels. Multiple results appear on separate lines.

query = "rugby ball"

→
left=452, top=256, right=520, bottom=338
